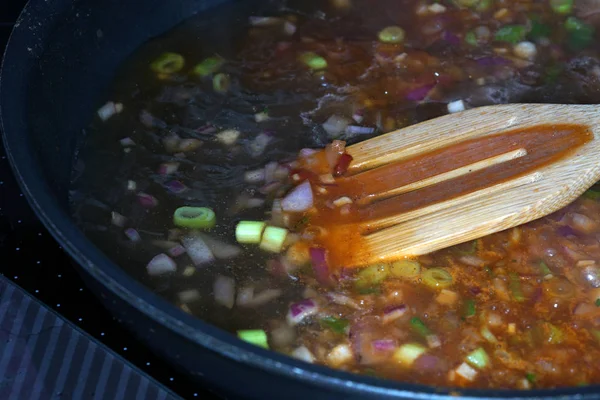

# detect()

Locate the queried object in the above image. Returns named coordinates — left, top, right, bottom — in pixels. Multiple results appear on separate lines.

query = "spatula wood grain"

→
left=322, top=104, right=600, bottom=267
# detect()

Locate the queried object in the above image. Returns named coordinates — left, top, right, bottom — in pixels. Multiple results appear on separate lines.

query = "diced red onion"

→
left=283, top=21, right=297, bottom=35
left=165, top=180, right=188, bottom=194
left=571, top=213, right=597, bottom=233
left=292, top=346, right=315, bottom=363
left=249, top=132, right=272, bottom=157
left=196, top=233, right=242, bottom=260
left=325, top=140, right=346, bottom=169
left=382, top=304, right=407, bottom=324
left=214, top=275, right=235, bottom=309
left=322, top=115, right=351, bottom=138
left=137, top=193, right=159, bottom=208
left=557, top=225, right=578, bottom=237
left=414, top=354, right=443, bottom=371
left=119, top=137, right=136, bottom=147
left=326, top=292, right=360, bottom=309
left=334, top=153, right=353, bottom=176
left=146, top=253, right=177, bottom=276
left=352, top=109, right=364, bottom=124
left=406, top=83, right=436, bottom=101
left=309, top=247, right=333, bottom=286
left=111, top=211, right=127, bottom=227
left=167, top=244, right=186, bottom=258
left=372, top=339, right=397, bottom=352
left=124, top=228, right=141, bottom=242
left=268, top=256, right=299, bottom=279
left=249, top=16, right=283, bottom=26
left=287, top=298, right=318, bottom=325
left=442, top=30, right=460, bottom=46
left=299, top=148, right=319, bottom=158
left=346, top=126, right=375, bottom=135
left=236, top=287, right=255, bottom=306
left=158, top=162, right=180, bottom=175
left=181, top=236, right=215, bottom=266
left=97, top=101, right=123, bottom=121
left=282, top=181, right=314, bottom=212
left=196, top=124, right=217, bottom=134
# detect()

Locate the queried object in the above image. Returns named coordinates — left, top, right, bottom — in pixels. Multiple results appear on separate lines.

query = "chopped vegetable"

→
left=146, top=253, right=177, bottom=276
left=389, top=259, right=421, bottom=278
left=235, top=221, right=266, bottom=244
left=287, top=298, right=318, bottom=325
left=216, top=129, right=240, bottom=146
left=410, top=317, right=432, bottom=338
left=237, top=329, right=269, bottom=349
left=447, top=100, right=466, bottom=113
left=213, top=73, right=231, bottom=93
left=463, top=299, right=476, bottom=317
left=97, top=101, right=123, bottom=121
left=494, top=25, right=526, bottom=44
left=466, top=347, right=490, bottom=369
left=193, top=56, right=225, bottom=77
left=526, top=372, right=537, bottom=384
left=260, top=226, right=288, bottom=253
left=299, top=52, right=328, bottom=70
left=181, top=235, right=215, bottom=266
left=150, top=52, right=185, bottom=74
left=393, top=343, right=427, bottom=366
left=509, top=273, right=525, bottom=302
left=281, top=181, right=314, bottom=212
left=465, top=31, right=477, bottom=46
left=422, top=268, right=453, bottom=289
left=355, top=264, right=389, bottom=289
left=539, top=261, right=553, bottom=277
left=320, top=316, right=350, bottom=334
left=378, top=26, right=406, bottom=44
left=455, top=362, right=478, bottom=381
left=550, top=0, right=573, bottom=14
left=564, top=17, right=595, bottom=50
left=173, top=207, right=216, bottom=229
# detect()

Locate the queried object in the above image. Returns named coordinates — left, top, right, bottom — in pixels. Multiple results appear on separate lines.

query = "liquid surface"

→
left=71, top=0, right=600, bottom=390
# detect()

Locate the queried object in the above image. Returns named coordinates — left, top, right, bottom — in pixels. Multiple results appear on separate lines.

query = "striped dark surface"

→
left=0, top=276, right=182, bottom=400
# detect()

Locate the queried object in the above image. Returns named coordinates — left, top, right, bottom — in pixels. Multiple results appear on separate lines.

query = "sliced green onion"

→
left=596, top=298, right=600, bottom=307
left=150, top=52, right=185, bottom=74
left=235, top=221, right=266, bottom=244
left=193, top=56, right=225, bottom=77
left=550, top=0, right=573, bottom=14
left=237, top=329, right=269, bottom=349
left=542, top=322, right=564, bottom=344
left=259, top=226, right=288, bottom=253
left=213, top=73, right=231, bottom=93
left=480, top=326, right=498, bottom=343
left=494, top=25, right=526, bottom=44
left=410, top=317, right=432, bottom=338
left=422, top=268, right=453, bottom=289
left=378, top=26, right=406, bottom=44
left=389, top=259, right=421, bottom=278
left=509, top=272, right=525, bottom=302
left=465, top=31, right=477, bottom=46
left=526, top=372, right=537, bottom=384
left=464, top=299, right=476, bottom=317
left=466, top=347, right=490, bottom=369
left=355, top=264, right=388, bottom=289
left=173, top=207, right=216, bottom=229
left=299, top=52, right=328, bottom=70
left=539, top=261, right=553, bottom=277
left=320, top=316, right=350, bottom=334
left=393, top=343, right=427, bottom=366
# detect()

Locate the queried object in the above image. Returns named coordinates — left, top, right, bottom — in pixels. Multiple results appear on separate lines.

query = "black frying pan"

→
left=1, top=0, right=599, bottom=398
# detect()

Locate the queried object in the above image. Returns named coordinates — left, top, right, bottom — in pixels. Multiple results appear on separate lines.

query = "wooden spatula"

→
left=313, top=103, right=600, bottom=268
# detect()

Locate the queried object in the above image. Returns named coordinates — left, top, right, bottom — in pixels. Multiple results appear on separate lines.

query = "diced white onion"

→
left=447, top=100, right=466, bottom=114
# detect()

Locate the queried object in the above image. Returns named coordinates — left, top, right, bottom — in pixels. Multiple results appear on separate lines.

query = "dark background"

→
left=0, top=2, right=217, bottom=399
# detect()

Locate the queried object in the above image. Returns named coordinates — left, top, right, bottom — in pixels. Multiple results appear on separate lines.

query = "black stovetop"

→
left=0, top=3, right=219, bottom=399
